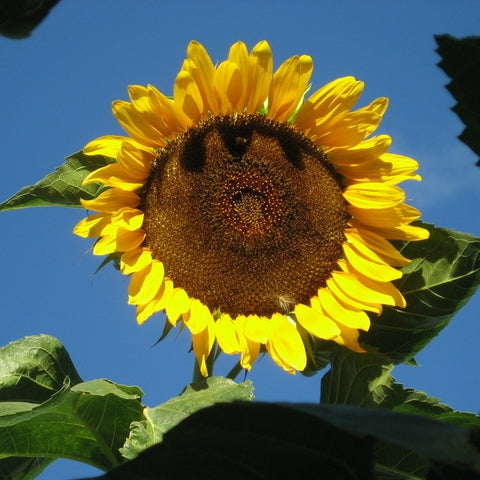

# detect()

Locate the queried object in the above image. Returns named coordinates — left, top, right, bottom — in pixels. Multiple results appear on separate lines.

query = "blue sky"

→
left=1, top=1, right=480, bottom=478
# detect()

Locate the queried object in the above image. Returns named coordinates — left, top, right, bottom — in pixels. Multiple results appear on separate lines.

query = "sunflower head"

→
left=74, top=40, right=429, bottom=376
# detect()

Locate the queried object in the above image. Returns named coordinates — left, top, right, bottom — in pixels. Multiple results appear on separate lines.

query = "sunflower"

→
left=74, top=40, right=428, bottom=376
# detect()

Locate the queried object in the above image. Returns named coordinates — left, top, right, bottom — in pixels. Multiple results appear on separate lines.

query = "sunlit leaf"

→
left=0, top=379, right=144, bottom=473
left=0, top=151, right=114, bottom=212
left=121, top=376, right=254, bottom=460
left=362, top=223, right=480, bottom=363
left=435, top=34, right=480, bottom=166
left=0, top=336, right=144, bottom=477
left=0, top=334, right=83, bottom=403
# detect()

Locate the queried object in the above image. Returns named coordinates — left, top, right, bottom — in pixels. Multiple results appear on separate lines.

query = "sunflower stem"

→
left=226, top=362, right=244, bottom=381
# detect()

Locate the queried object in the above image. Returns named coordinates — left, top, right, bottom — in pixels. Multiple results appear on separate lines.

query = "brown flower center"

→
left=141, top=114, right=348, bottom=317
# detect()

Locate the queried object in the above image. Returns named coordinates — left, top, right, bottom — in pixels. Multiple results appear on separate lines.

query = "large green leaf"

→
left=0, top=151, right=114, bottom=212
left=121, top=376, right=254, bottom=460
left=0, top=336, right=144, bottom=478
left=361, top=223, right=480, bottom=364
left=0, top=334, right=83, bottom=403
left=87, top=402, right=480, bottom=480
left=0, top=379, right=144, bottom=474
left=0, top=335, right=82, bottom=479
left=435, top=34, right=480, bottom=166
left=321, top=347, right=480, bottom=479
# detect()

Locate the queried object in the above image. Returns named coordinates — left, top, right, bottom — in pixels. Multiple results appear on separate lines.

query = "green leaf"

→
left=0, top=457, right=54, bottom=480
left=0, top=379, right=144, bottom=473
left=0, top=151, right=114, bottom=212
left=121, top=376, right=254, bottom=460
left=0, top=0, right=61, bottom=39
left=321, top=347, right=397, bottom=408
left=87, top=402, right=480, bottom=480
left=435, top=34, right=480, bottom=166
left=0, top=334, right=83, bottom=403
left=96, top=402, right=376, bottom=480
left=321, top=347, right=480, bottom=479
left=362, top=223, right=480, bottom=363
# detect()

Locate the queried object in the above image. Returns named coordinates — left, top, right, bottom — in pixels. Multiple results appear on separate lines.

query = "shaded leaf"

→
left=362, top=223, right=480, bottom=364
left=435, top=34, right=480, bottom=166
left=121, top=376, right=254, bottom=460
left=0, top=0, right=60, bottom=39
left=0, top=457, right=54, bottom=480
left=86, top=402, right=480, bottom=480
left=321, top=347, right=480, bottom=479
left=0, top=334, right=83, bottom=403
left=94, top=402, right=376, bottom=480
left=0, top=151, right=114, bottom=212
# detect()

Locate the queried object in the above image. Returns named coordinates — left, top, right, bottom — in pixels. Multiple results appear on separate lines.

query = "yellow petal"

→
left=348, top=202, right=422, bottom=229
left=174, top=68, right=203, bottom=124
left=317, top=288, right=370, bottom=330
left=110, top=208, right=144, bottom=231
left=165, top=287, right=191, bottom=325
left=128, top=260, right=164, bottom=305
left=326, top=276, right=382, bottom=314
left=331, top=270, right=397, bottom=307
left=332, top=323, right=366, bottom=352
left=185, top=41, right=218, bottom=115
left=227, top=41, right=249, bottom=108
left=215, top=313, right=241, bottom=354
left=266, top=313, right=307, bottom=372
left=129, top=85, right=179, bottom=143
left=120, top=248, right=153, bottom=274
left=214, top=60, right=242, bottom=114
left=294, top=303, right=341, bottom=339
left=365, top=222, right=430, bottom=241
left=112, top=100, right=164, bottom=148
left=73, top=213, right=111, bottom=238
left=83, top=136, right=140, bottom=159
left=136, top=279, right=174, bottom=324
left=185, top=300, right=216, bottom=377
left=348, top=227, right=411, bottom=266
left=183, top=299, right=213, bottom=334
left=343, top=241, right=402, bottom=282
left=313, top=97, right=389, bottom=147
left=336, top=260, right=406, bottom=308
left=246, top=40, right=273, bottom=112
left=243, top=315, right=270, bottom=344
left=82, top=163, right=144, bottom=191
left=268, top=55, right=313, bottom=122
left=93, top=228, right=145, bottom=255
left=334, top=149, right=420, bottom=184
left=326, top=134, right=391, bottom=166
left=295, top=76, right=364, bottom=134
left=235, top=315, right=261, bottom=370
left=148, top=84, right=188, bottom=134
left=192, top=323, right=215, bottom=377
left=80, top=188, right=140, bottom=213
left=118, top=141, right=153, bottom=177
left=343, top=182, right=405, bottom=209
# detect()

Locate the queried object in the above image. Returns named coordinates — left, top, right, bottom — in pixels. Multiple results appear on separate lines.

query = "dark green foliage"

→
left=435, top=35, right=480, bottom=166
left=0, top=0, right=60, bottom=39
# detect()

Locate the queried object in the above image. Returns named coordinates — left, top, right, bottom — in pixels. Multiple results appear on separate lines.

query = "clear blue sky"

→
left=1, top=1, right=479, bottom=478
